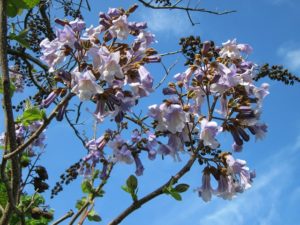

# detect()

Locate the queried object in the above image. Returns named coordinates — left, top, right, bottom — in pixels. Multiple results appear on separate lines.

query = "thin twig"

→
left=52, top=210, right=74, bottom=225
left=155, top=60, right=178, bottom=89
left=138, top=0, right=236, bottom=15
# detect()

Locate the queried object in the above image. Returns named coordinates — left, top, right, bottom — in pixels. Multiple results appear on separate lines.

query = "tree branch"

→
left=138, top=0, right=236, bottom=15
left=108, top=153, right=197, bottom=225
left=0, top=0, right=21, bottom=223
left=52, top=210, right=74, bottom=225
left=7, top=48, right=49, bottom=71
left=3, top=93, right=74, bottom=160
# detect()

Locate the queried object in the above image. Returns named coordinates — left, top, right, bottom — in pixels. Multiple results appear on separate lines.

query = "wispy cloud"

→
left=278, top=44, right=300, bottom=71
left=138, top=10, right=198, bottom=37
left=151, top=133, right=300, bottom=225
left=266, top=0, right=296, bottom=6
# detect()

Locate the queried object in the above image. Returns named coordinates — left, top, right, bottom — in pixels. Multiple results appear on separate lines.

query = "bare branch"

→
left=52, top=210, right=74, bottom=225
left=138, top=0, right=236, bottom=15
left=155, top=60, right=178, bottom=89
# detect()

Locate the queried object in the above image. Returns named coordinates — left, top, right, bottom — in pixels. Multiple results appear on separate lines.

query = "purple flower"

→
left=215, top=175, right=235, bottom=200
left=200, top=119, right=222, bottom=149
left=164, top=104, right=187, bottom=134
left=109, top=15, right=130, bottom=40
left=100, top=51, right=124, bottom=84
left=219, top=39, right=241, bottom=59
left=197, top=169, right=214, bottom=202
left=157, top=143, right=180, bottom=161
left=109, top=135, right=133, bottom=164
left=225, top=155, right=254, bottom=191
left=135, top=31, right=156, bottom=51
left=250, top=123, right=268, bottom=140
left=71, top=70, right=104, bottom=101
left=133, top=154, right=144, bottom=176
left=69, top=18, right=86, bottom=32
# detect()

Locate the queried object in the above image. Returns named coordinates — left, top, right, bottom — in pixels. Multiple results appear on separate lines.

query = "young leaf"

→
left=170, top=191, right=182, bottom=201
left=87, top=209, right=102, bottom=222
left=81, top=180, right=93, bottom=194
left=174, top=183, right=190, bottom=193
left=126, top=175, right=138, bottom=191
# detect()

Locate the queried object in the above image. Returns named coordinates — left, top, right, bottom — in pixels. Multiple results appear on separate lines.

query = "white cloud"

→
left=138, top=10, right=198, bottom=37
left=278, top=45, right=300, bottom=71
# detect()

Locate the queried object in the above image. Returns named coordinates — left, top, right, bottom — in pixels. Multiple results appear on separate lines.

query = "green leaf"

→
left=174, top=184, right=190, bottom=193
left=126, top=175, right=138, bottom=192
left=17, top=107, right=45, bottom=125
left=81, top=180, right=93, bottom=194
left=121, top=185, right=130, bottom=193
left=7, top=0, right=40, bottom=18
left=23, top=0, right=40, bottom=9
left=75, top=197, right=86, bottom=210
left=87, top=209, right=101, bottom=222
left=170, top=191, right=182, bottom=201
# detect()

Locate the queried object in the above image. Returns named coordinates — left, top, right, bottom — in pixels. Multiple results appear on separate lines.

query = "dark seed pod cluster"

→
left=51, top=160, right=82, bottom=198
left=32, top=165, right=49, bottom=193
left=254, top=63, right=300, bottom=85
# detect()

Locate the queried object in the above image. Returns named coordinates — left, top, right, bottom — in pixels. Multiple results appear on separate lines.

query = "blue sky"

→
left=2, top=0, right=300, bottom=224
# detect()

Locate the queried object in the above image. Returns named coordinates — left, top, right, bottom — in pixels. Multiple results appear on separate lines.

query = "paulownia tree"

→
left=0, top=0, right=299, bottom=225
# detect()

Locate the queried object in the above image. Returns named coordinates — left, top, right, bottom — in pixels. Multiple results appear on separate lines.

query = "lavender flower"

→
left=197, top=169, right=214, bottom=202
left=200, top=119, right=222, bottom=149
left=71, top=70, right=104, bottom=101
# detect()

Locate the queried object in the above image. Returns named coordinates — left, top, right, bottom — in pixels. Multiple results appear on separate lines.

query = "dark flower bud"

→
left=163, top=87, right=176, bottom=95
left=237, top=127, right=250, bottom=142
left=54, top=18, right=69, bottom=26
left=33, top=178, right=49, bottom=193
left=229, top=126, right=243, bottom=146
left=128, top=4, right=139, bottom=14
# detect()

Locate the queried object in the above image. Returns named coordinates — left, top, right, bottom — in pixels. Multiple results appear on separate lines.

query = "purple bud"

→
left=42, top=91, right=57, bottom=108
left=56, top=102, right=68, bottom=121
left=162, top=87, right=176, bottom=95
left=133, top=154, right=144, bottom=176
left=100, top=163, right=108, bottom=180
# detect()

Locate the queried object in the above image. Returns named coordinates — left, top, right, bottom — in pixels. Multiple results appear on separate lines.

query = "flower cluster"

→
left=145, top=38, right=268, bottom=201
left=39, top=5, right=159, bottom=123
left=39, top=6, right=269, bottom=203
left=197, top=154, right=255, bottom=202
